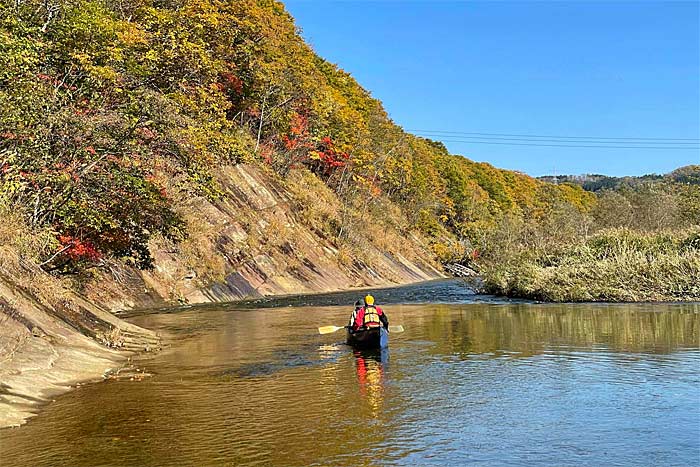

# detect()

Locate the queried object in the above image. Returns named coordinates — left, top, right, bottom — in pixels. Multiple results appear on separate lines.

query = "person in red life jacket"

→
left=349, top=294, right=388, bottom=331
left=348, top=300, right=363, bottom=329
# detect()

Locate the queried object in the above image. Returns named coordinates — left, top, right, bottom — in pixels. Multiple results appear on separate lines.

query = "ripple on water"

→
left=1, top=300, right=698, bottom=467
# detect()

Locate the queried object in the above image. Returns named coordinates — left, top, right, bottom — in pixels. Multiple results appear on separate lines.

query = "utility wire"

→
left=416, top=138, right=699, bottom=150
left=412, top=134, right=699, bottom=145
left=409, top=129, right=700, bottom=142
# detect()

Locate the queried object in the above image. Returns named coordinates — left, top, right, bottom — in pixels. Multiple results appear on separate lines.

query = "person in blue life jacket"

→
left=349, top=295, right=389, bottom=331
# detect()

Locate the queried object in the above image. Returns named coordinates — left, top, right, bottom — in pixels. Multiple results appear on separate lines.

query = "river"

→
left=1, top=279, right=698, bottom=466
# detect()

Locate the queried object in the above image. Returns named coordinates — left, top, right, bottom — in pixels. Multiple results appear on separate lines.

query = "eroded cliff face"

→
left=87, top=164, right=445, bottom=310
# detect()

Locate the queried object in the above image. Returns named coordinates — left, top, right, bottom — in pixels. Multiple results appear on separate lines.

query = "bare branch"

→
left=38, top=245, right=71, bottom=268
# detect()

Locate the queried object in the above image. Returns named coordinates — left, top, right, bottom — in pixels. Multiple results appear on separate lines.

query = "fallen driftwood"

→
left=444, top=263, right=478, bottom=277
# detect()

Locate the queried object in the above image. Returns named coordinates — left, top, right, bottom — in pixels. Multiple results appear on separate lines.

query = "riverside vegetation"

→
left=1, top=0, right=698, bottom=305
left=481, top=169, right=700, bottom=301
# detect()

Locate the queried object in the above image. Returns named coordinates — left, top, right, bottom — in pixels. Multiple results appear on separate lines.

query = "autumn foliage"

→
left=0, top=0, right=601, bottom=276
left=58, top=235, right=102, bottom=262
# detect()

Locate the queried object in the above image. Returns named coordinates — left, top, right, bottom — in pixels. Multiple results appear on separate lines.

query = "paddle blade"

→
left=388, top=325, right=404, bottom=333
left=318, top=325, right=346, bottom=335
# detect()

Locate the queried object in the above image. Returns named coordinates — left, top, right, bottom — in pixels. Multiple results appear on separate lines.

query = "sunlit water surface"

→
left=1, top=280, right=698, bottom=466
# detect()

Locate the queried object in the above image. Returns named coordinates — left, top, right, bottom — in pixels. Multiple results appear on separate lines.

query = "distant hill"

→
left=668, top=165, right=700, bottom=185
left=538, top=165, right=700, bottom=191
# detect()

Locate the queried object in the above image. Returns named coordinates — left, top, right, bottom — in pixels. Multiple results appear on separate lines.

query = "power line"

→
left=418, top=138, right=700, bottom=150
left=412, top=134, right=699, bottom=145
left=409, top=129, right=700, bottom=142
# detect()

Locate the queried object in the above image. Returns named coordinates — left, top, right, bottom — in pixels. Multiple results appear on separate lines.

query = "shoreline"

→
left=115, top=276, right=467, bottom=318
left=7, top=271, right=694, bottom=430
left=0, top=266, right=160, bottom=429
left=0, top=275, right=441, bottom=429
left=0, top=329, right=127, bottom=428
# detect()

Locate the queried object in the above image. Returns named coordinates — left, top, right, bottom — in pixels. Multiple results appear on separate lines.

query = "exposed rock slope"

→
left=87, top=164, right=445, bottom=310
left=0, top=260, right=159, bottom=428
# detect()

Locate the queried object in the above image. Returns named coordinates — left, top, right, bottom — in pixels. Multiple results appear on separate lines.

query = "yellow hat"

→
left=364, top=294, right=375, bottom=306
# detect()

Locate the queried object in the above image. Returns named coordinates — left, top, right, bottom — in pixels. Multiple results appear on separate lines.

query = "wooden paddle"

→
left=318, top=325, right=348, bottom=335
left=318, top=325, right=404, bottom=334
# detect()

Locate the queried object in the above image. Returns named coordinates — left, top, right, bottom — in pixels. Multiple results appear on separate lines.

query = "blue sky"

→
left=284, top=1, right=699, bottom=177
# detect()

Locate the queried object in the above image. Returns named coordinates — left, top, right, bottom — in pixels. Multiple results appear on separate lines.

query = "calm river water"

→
left=1, top=280, right=699, bottom=466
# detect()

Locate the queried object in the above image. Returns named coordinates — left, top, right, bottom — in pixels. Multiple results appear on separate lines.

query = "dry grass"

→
left=0, top=205, right=72, bottom=308
left=482, top=228, right=700, bottom=301
left=176, top=209, right=229, bottom=284
left=0, top=204, right=58, bottom=263
left=286, top=169, right=342, bottom=238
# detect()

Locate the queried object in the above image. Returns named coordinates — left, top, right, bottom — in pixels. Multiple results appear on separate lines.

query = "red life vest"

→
left=354, top=305, right=383, bottom=328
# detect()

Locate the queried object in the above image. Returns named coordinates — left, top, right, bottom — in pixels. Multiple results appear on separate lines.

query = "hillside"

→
left=0, top=0, right=594, bottom=304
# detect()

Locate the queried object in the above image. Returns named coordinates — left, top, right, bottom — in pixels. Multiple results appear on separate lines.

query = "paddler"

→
left=349, top=295, right=389, bottom=331
left=348, top=300, right=363, bottom=329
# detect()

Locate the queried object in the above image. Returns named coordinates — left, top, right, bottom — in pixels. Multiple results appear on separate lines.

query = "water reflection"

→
left=1, top=300, right=698, bottom=467
left=407, top=303, right=700, bottom=357
left=353, top=349, right=388, bottom=418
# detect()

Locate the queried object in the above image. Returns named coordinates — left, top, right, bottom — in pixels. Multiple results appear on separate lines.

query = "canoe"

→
left=346, top=326, right=388, bottom=350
